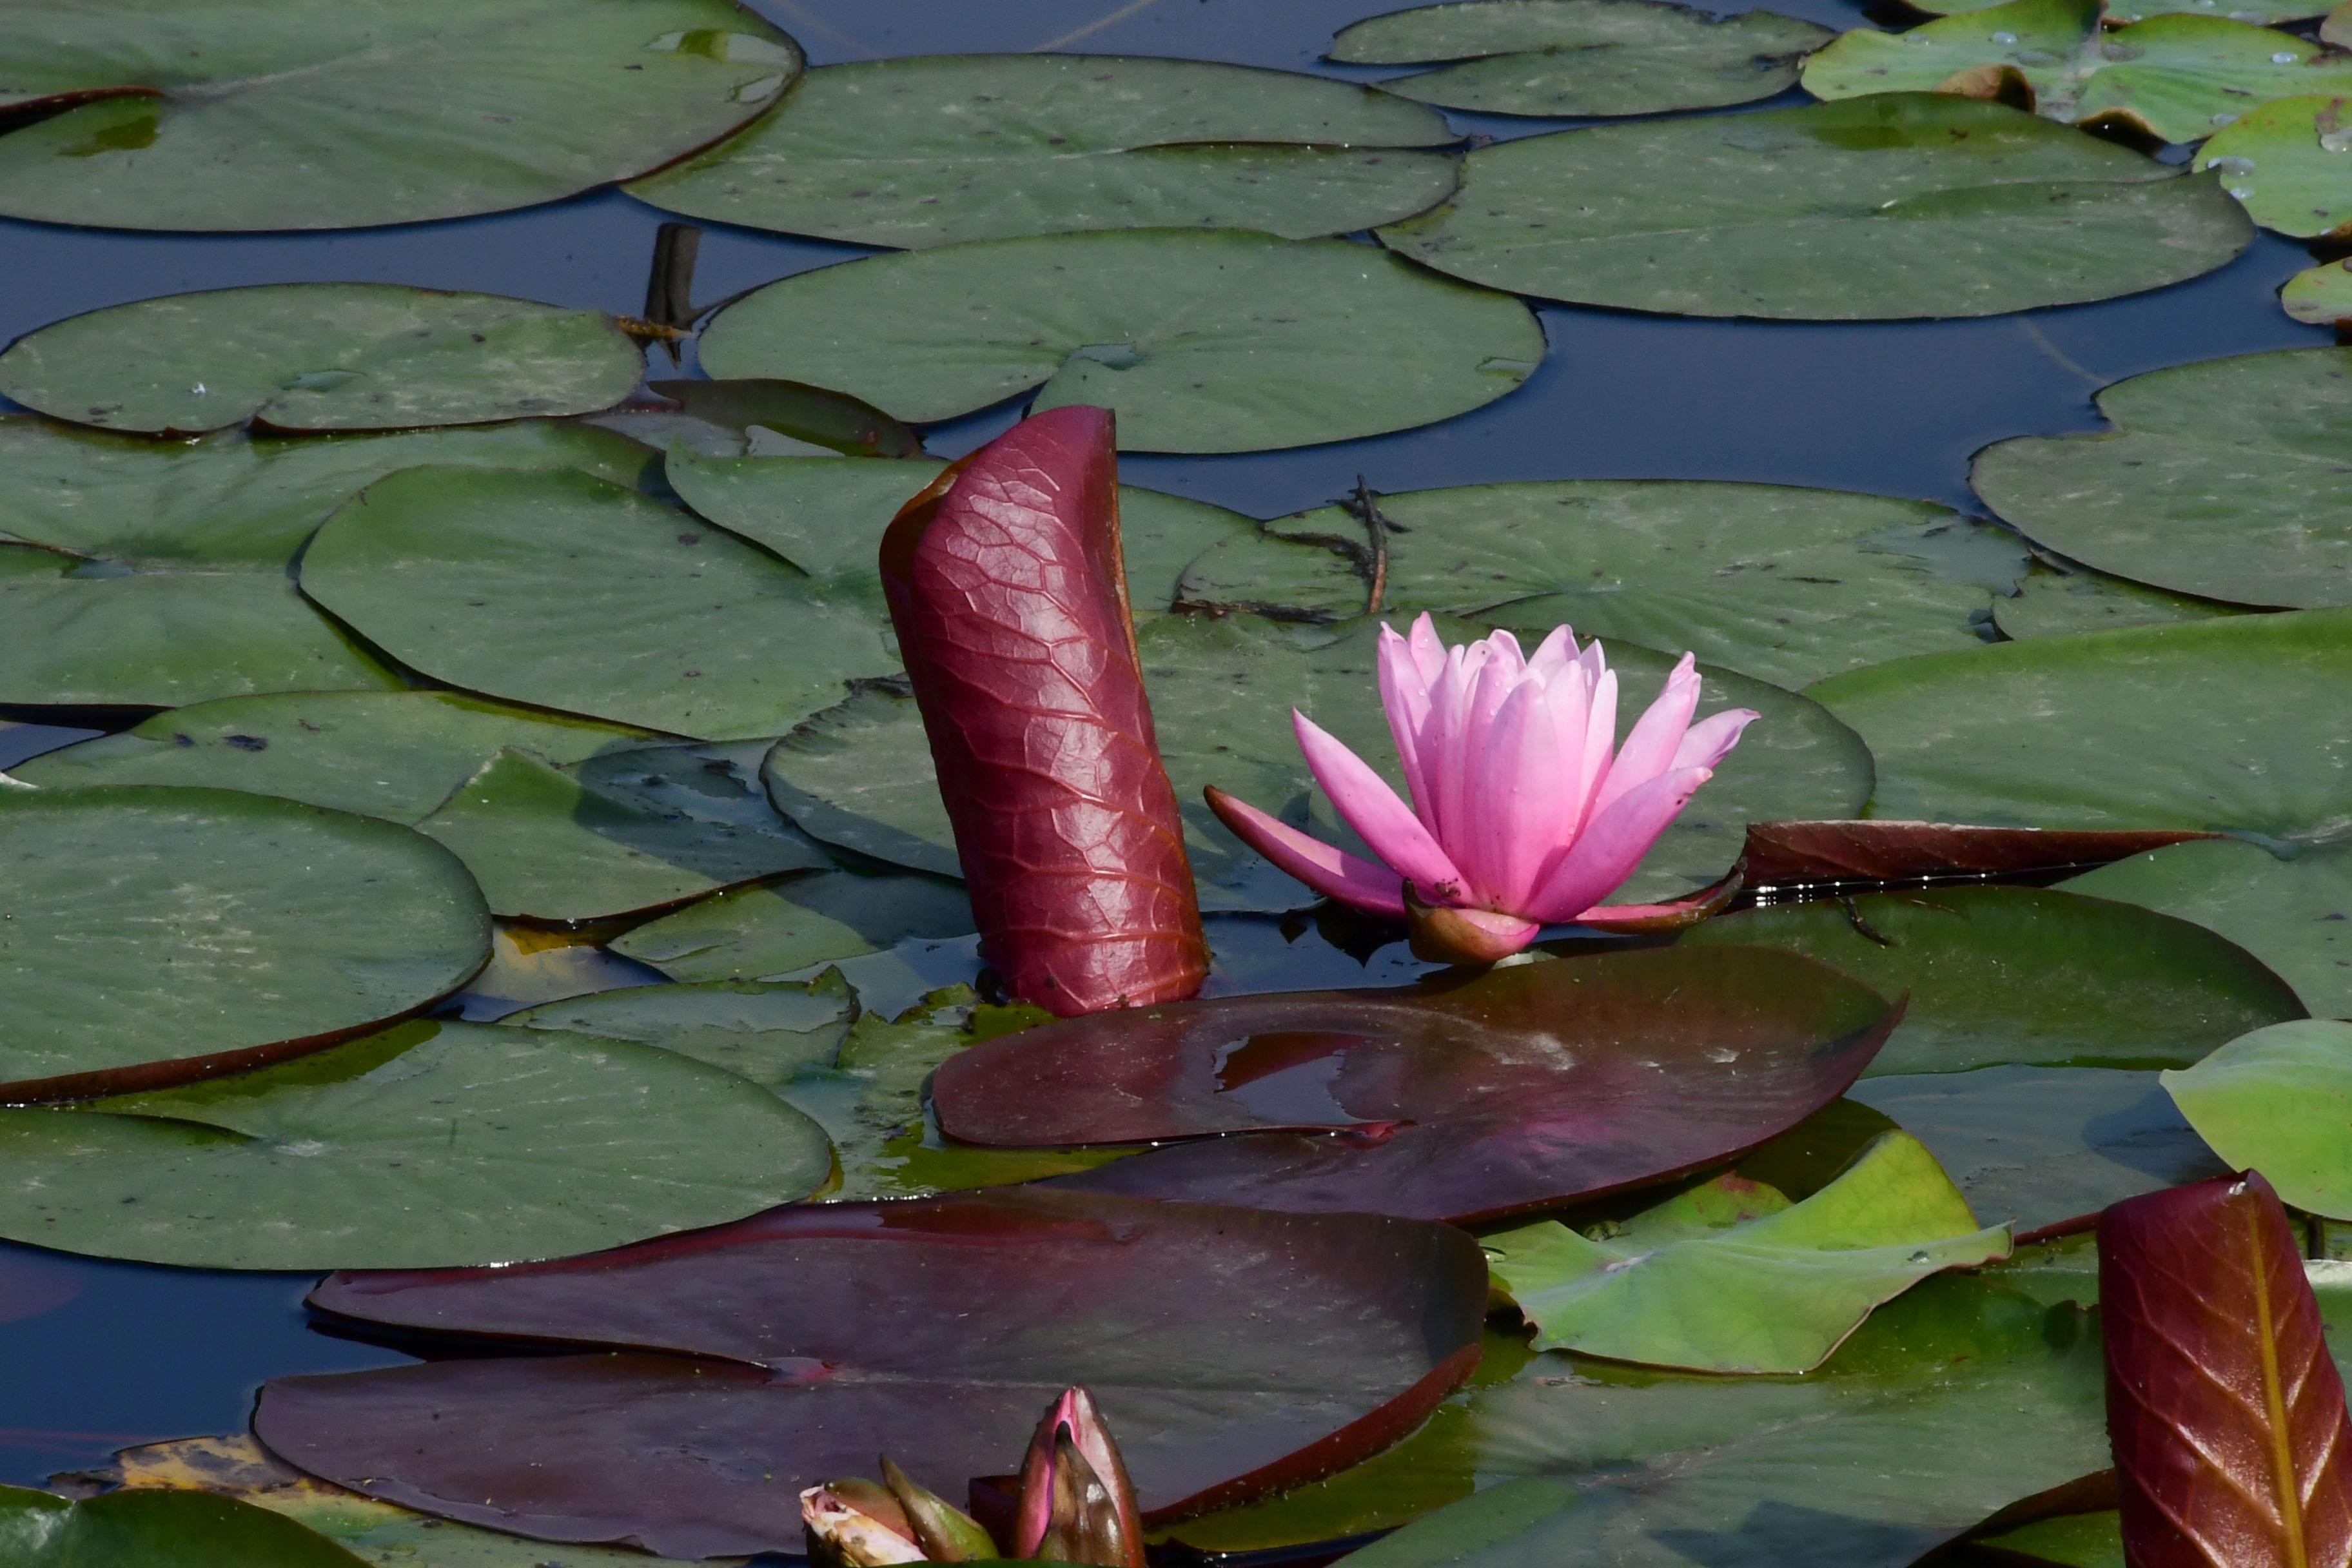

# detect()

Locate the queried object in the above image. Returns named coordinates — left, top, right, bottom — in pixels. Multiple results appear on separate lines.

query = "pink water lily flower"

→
left=1206, top=614, right=1757, bottom=964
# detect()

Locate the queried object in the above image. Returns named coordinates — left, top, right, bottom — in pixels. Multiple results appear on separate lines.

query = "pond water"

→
left=0, top=0, right=2338, bottom=1547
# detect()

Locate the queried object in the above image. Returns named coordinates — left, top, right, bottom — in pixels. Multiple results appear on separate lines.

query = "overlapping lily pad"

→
left=2197, top=96, right=2352, bottom=237
left=762, top=614, right=1872, bottom=912
left=299, top=464, right=894, bottom=740
left=0, top=1484, right=367, bottom=1567
left=0, top=786, right=489, bottom=1101
left=1485, top=1133, right=2009, bottom=1373
left=662, top=448, right=1257, bottom=613
left=934, top=946, right=1897, bottom=1222
left=0, top=417, right=652, bottom=707
left=609, top=868, right=976, bottom=982
left=0, top=1018, right=832, bottom=1268
left=1803, top=0, right=2352, bottom=145
left=503, top=974, right=855, bottom=1093
left=1376, top=93, right=2251, bottom=319
left=1908, top=0, right=2330, bottom=23
left=0, top=286, right=643, bottom=435
left=1328, top=0, right=1833, bottom=117
left=1681, top=886, right=2304, bottom=1076
left=1845, top=1066, right=2231, bottom=1232
left=0, top=0, right=802, bottom=231
left=1808, top=607, right=2352, bottom=839
left=1972, top=349, right=2352, bottom=609
left=629, top=54, right=1459, bottom=246
left=1176, top=480, right=2024, bottom=688
left=259, top=1188, right=1489, bottom=1558
left=694, top=230, right=1545, bottom=452
left=2286, top=257, right=2352, bottom=327
left=2061, top=838, right=2352, bottom=1018
left=2162, top=1019, right=2352, bottom=1217
left=1991, top=563, right=2243, bottom=640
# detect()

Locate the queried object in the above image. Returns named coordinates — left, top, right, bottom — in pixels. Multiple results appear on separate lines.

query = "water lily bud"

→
left=802, top=1480, right=927, bottom=1567
left=1012, top=1386, right=1144, bottom=1568
left=881, top=1455, right=997, bottom=1561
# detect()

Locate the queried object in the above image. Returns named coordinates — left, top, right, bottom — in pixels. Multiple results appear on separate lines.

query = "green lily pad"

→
left=0, top=285, right=643, bottom=436
left=11, top=690, right=647, bottom=819
left=629, top=54, right=1458, bottom=246
left=1972, top=347, right=2352, bottom=610
left=1990, top=562, right=2244, bottom=640
left=0, top=1484, right=367, bottom=1567
left=1803, top=0, right=2352, bottom=145
left=1808, top=607, right=2352, bottom=841
left=695, top=229, right=1544, bottom=453
left=1177, top=480, right=2024, bottom=689
left=1328, top=0, right=1834, bottom=118
left=610, top=868, right=975, bottom=983
left=1376, top=93, right=2250, bottom=319
left=456, top=925, right=667, bottom=1021
left=1680, top=885, right=2306, bottom=1075
left=1485, top=1133, right=2009, bottom=1373
left=0, top=785, right=490, bottom=1101
left=1969, top=1511, right=2125, bottom=1567
left=299, top=464, right=894, bottom=740
left=504, top=973, right=855, bottom=1093
left=2286, top=257, right=2352, bottom=328
left=0, top=0, right=801, bottom=231
left=2061, top=838, right=2352, bottom=1019
left=0, top=417, right=652, bottom=708
left=415, top=743, right=832, bottom=922
left=662, top=448, right=1258, bottom=613
left=1908, top=0, right=2330, bottom=24
left=2197, top=95, right=2352, bottom=238
left=2162, top=1018, right=2352, bottom=1217
left=763, top=613, right=1872, bottom=912
left=1845, top=1066, right=2230, bottom=1233
left=0, top=1016, right=832, bottom=1268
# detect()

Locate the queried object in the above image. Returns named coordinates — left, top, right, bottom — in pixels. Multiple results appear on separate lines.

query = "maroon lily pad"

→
left=1742, top=820, right=2216, bottom=887
left=936, top=946, right=1901, bottom=1224
left=255, top=1188, right=1485, bottom=1560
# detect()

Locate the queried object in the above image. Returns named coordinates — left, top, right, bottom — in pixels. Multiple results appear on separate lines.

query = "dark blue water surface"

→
left=0, top=0, right=2335, bottom=1495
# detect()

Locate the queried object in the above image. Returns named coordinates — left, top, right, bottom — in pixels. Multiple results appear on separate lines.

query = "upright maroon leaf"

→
left=1743, top=821, right=2215, bottom=887
left=255, top=1190, right=1485, bottom=1559
left=934, top=946, right=1902, bottom=1224
left=880, top=406, right=1208, bottom=1015
left=2100, top=1172, right=2352, bottom=1568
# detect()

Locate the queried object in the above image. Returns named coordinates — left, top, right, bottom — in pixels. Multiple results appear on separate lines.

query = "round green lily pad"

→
left=1808, top=607, right=2352, bottom=842
left=1990, top=564, right=2244, bottom=640
left=661, top=448, right=1257, bottom=612
left=629, top=54, right=1458, bottom=247
left=0, top=285, right=644, bottom=435
left=0, top=1485, right=368, bottom=1567
left=1375, top=93, right=2251, bottom=319
left=1970, top=347, right=2352, bottom=609
left=1328, top=0, right=1833, bottom=118
left=299, top=464, right=894, bottom=740
left=1175, top=480, right=2024, bottom=689
left=0, top=0, right=802, bottom=231
left=695, top=229, right=1544, bottom=452
left=2286, top=257, right=2352, bottom=328
left=0, top=786, right=491, bottom=1101
left=2197, top=95, right=2352, bottom=238
left=0, top=417, right=652, bottom=708
left=2162, top=1018, right=2352, bottom=1217
left=1804, top=0, right=2352, bottom=145
left=610, top=868, right=976, bottom=983
left=0, top=1017, right=832, bottom=1268
left=2062, top=838, right=2352, bottom=1019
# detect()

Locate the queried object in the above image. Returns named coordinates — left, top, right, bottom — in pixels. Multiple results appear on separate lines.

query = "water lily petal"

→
left=1294, top=711, right=1465, bottom=901
left=1591, top=653, right=1700, bottom=819
left=1405, top=612, right=1447, bottom=686
left=1377, top=622, right=1435, bottom=819
left=1422, top=643, right=1482, bottom=851
left=1571, top=666, right=1618, bottom=836
left=1453, top=645, right=1527, bottom=896
left=1480, top=678, right=1567, bottom=912
left=1672, top=707, right=1759, bottom=772
left=1525, top=765, right=1711, bottom=925
left=1204, top=786, right=1407, bottom=915
left=1525, top=623, right=1577, bottom=683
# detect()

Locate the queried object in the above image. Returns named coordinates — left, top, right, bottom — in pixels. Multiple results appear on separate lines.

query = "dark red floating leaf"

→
left=255, top=1189, right=1484, bottom=1560
left=881, top=405, right=1208, bottom=1016
left=936, top=946, right=1901, bottom=1224
left=2100, top=1171, right=2352, bottom=1568
left=1743, top=820, right=2216, bottom=887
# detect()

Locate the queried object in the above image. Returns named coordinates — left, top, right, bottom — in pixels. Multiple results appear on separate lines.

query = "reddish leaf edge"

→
left=1743, top=821, right=2218, bottom=888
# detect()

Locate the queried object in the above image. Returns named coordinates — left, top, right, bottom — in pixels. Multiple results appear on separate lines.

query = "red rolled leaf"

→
left=881, top=406, right=1207, bottom=1015
left=1743, top=821, right=2216, bottom=887
left=2100, top=1171, right=2352, bottom=1568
